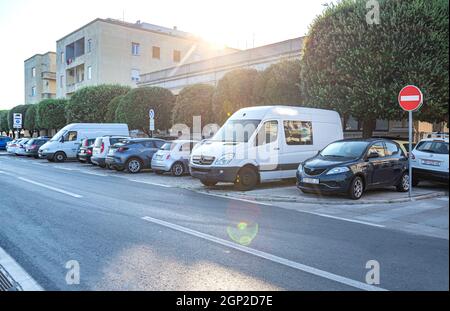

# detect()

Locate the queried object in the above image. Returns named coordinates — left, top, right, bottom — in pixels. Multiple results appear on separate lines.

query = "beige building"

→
left=139, top=37, right=304, bottom=94
left=24, top=52, right=57, bottom=104
left=56, top=18, right=237, bottom=98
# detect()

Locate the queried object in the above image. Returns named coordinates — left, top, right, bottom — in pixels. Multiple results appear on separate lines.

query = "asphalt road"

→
left=0, top=155, right=448, bottom=291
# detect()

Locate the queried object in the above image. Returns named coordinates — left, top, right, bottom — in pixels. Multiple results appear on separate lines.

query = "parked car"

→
left=91, top=136, right=130, bottom=168
left=77, top=138, right=96, bottom=163
left=14, top=138, right=30, bottom=156
left=106, top=138, right=166, bottom=173
left=411, top=134, right=449, bottom=185
left=0, top=136, right=12, bottom=150
left=151, top=140, right=198, bottom=176
left=6, top=139, right=19, bottom=153
left=372, top=136, right=415, bottom=156
left=189, top=106, right=343, bottom=190
left=296, top=138, right=410, bottom=200
left=39, top=123, right=129, bottom=162
left=24, top=137, right=50, bottom=158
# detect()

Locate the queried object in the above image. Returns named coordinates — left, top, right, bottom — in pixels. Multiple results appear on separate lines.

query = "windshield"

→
left=212, top=119, right=261, bottom=143
left=416, top=141, right=449, bottom=154
left=320, top=141, right=369, bottom=158
left=51, top=129, right=67, bottom=142
left=160, top=142, right=176, bottom=151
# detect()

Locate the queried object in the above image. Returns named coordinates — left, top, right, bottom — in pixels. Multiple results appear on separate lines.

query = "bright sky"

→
left=0, top=0, right=327, bottom=110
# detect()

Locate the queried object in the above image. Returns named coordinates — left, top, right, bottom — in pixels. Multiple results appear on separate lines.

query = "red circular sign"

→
left=398, top=85, right=423, bottom=111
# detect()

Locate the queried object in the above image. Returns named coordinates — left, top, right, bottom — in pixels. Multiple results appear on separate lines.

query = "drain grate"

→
left=0, top=264, right=22, bottom=291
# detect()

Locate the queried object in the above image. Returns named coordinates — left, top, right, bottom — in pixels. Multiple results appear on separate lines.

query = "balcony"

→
left=65, top=37, right=85, bottom=67
left=41, top=71, right=56, bottom=80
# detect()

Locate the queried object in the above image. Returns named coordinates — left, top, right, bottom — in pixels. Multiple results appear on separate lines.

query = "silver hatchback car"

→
left=151, top=140, right=198, bottom=176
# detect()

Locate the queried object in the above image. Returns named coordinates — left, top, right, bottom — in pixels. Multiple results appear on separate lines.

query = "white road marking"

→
left=199, top=191, right=274, bottom=206
left=436, top=197, right=449, bottom=202
left=128, top=179, right=173, bottom=188
left=81, top=170, right=109, bottom=177
left=17, top=177, right=83, bottom=198
left=0, top=246, right=43, bottom=291
left=142, top=215, right=387, bottom=291
left=400, top=95, right=420, bottom=101
left=306, top=212, right=385, bottom=228
left=0, top=170, right=13, bottom=176
left=54, top=166, right=76, bottom=171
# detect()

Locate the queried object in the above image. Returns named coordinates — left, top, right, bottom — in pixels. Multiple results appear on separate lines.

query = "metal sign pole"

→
left=408, top=110, right=413, bottom=199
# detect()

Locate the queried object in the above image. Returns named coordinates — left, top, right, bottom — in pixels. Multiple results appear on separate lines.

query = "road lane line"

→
left=128, top=179, right=173, bottom=188
left=142, top=215, right=388, bottom=291
left=306, top=212, right=385, bottom=228
left=198, top=191, right=274, bottom=206
left=17, top=177, right=83, bottom=198
left=81, top=170, right=109, bottom=177
left=0, top=170, right=14, bottom=176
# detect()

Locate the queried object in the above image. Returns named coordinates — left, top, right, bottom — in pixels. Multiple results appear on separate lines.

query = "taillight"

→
left=100, top=142, right=105, bottom=153
left=87, top=149, right=92, bottom=155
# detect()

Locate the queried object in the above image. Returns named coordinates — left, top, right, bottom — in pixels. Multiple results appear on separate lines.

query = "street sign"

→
left=13, top=113, right=22, bottom=129
left=149, top=119, right=155, bottom=131
left=149, top=109, right=155, bottom=120
left=398, top=85, right=423, bottom=112
left=398, top=85, right=423, bottom=199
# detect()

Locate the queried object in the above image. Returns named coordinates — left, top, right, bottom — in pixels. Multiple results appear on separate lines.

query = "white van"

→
left=189, top=106, right=343, bottom=190
left=39, top=123, right=129, bottom=162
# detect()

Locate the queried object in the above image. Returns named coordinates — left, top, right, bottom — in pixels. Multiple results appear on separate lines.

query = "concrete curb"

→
left=198, top=190, right=448, bottom=205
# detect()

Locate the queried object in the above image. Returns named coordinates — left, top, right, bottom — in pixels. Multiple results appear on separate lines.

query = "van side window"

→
left=63, top=131, right=78, bottom=142
left=283, top=121, right=313, bottom=145
left=256, top=121, right=278, bottom=146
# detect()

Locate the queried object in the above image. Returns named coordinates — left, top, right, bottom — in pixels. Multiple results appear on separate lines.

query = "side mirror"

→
left=367, top=151, right=379, bottom=159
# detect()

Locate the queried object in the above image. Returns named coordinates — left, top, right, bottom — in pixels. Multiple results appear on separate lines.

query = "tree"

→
left=212, top=69, right=260, bottom=124
left=106, top=95, right=127, bottom=123
left=301, top=0, right=449, bottom=137
left=36, top=99, right=68, bottom=132
left=172, top=84, right=215, bottom=128
left=8, top=105, right=30, bottom=131
left=24, top=104, right=38, bottom=135
left=256, top=60, right=302, bottom=105
left=114, top=99, right=128, bottom=124
left=65, top=84, right=131, bottom=123
left=121, top=87, right=175, bottom=135
left=0, top=110, right=9, bottom=134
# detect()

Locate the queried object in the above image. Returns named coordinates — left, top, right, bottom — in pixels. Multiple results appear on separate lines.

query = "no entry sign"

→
left=398, top=85, right=423, bottom=111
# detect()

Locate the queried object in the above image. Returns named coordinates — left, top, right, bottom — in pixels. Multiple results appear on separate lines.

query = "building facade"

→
left=56, top=18, right=237, bottom=98
left=138, top=37, right=304, bottom=94
left=24, top=52, right=57, bottom=104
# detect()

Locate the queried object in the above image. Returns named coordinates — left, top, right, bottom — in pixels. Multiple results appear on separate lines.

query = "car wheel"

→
left=396, top=172, right=410, bottom=192
left=171, top=162, right=185, bottom=177
left=235, top=167, right=259, bottom=191
left=114, top=166, right=124, bottom=172
left=201, top=179, right=218, bottom=187
left=126, top=158, right=143, bottom=174
left=349, top=176, right=364, bottom=200
left=54, top=152, right=66, bottom=163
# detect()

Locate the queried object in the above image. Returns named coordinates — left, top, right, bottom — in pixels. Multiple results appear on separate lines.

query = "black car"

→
left=77, top=138, right=96, bottom=163
left=24, top=138, right=50, bottom=158
left=297, top=139, right=410, bottom=200
left=106, top=138, right=166, bottom=173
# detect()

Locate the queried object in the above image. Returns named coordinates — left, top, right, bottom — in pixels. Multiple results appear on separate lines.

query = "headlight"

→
left=215, top=153, right=235, bottom=166
left=297, top=163, right=303, bottom=172
left=326, top=167, right=350, bottom=175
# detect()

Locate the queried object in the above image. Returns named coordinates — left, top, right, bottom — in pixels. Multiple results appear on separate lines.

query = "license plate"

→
left=421, top=159, right=440, bottom=167
left=303, top=177, right=319, bottom=184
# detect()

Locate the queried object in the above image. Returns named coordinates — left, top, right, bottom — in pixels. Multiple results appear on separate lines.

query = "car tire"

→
left=54, top=152, right=66, bottom=163
left=114, top=166, right=124, bottom=172
left=235, top=167, right=259, bottom=191
left=126, top=158, right=143, bottom=174
left=396, top=172, right=410, bottom=192
left=171, top=162, right=185, bottom=177
left=300, top=188, right=314, bottom=194
left=349, top=176, right=364, bottom=200
left=201, top=179, right=218, bottom=187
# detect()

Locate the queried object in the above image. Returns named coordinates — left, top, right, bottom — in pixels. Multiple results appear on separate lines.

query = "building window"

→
left=173, top=50, right=181, bottom=62
left=132, top=42, right=140, bottom=56
left=283, top=121, right=313, bottom=145
left=31, top=86, right=36, bottom=97
left=87, top=66, right=92, bottom=80
left=152, top=46, right=160, bottom=59
left=87, top=39, right=92, bottom=53
left=32, top=67, right=36, bottom=77
left=131, top=69, right=140, bottom=82
left=60, top=52, right=64, bottom=64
